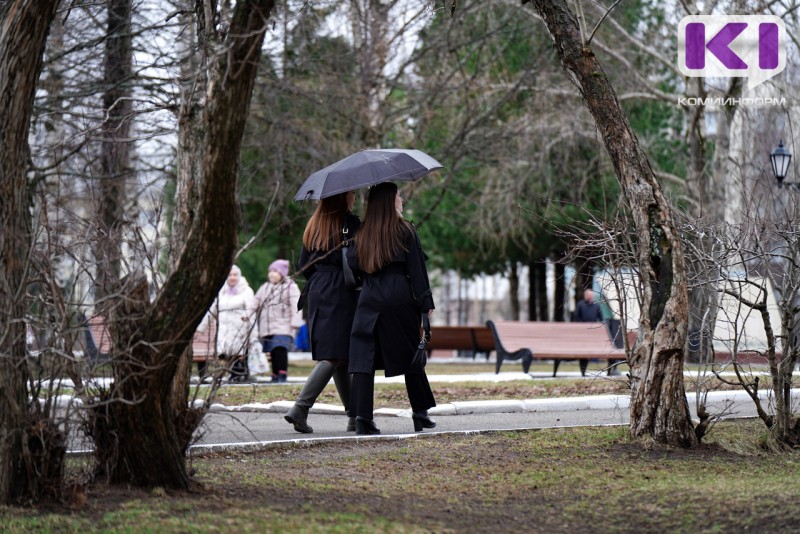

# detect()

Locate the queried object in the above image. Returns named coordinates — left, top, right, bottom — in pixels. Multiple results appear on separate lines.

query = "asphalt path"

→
left=191, top=380, right=767, bottom=451
left=61, top=370, right=774, bottom=453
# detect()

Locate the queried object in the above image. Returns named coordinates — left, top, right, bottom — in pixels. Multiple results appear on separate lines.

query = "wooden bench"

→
left=426, top=325, right=495, bottom=359
left=486, top=320, right=626, bottom=376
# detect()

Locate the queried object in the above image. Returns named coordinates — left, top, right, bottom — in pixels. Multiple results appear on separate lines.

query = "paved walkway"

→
left=189, top=369, right=780, bottom=452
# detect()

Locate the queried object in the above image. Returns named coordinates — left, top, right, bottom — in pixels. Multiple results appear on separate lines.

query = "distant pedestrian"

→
left=214, top=265, right=255, bottom=382
left=347, top=182, right=436, bottom=435
left=284, top=192, right=360, bottom=433
left=253, top=259, right=303, bottom=383
left=572, top=288, right=606, bottom=376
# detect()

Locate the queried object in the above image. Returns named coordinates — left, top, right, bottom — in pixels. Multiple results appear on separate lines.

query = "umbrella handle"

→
left=421, top=313, right=431, bottom=343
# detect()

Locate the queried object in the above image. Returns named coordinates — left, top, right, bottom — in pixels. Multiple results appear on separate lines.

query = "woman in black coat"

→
left=284, top=192, right=360, bottom=433
left=347, top=182, right=436, bottom=435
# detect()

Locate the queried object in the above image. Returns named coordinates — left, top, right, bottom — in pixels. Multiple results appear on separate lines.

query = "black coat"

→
left=347, top=224, right=435, bottom=377
left=298, top=213, right=360, bottom=361
left=573, top=299, right=602, bottom=323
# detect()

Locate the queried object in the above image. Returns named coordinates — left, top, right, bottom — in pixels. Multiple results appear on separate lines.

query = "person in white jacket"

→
left=213, top=265, right=256, bottom=382
left=253, top=259, right=302, bottom=383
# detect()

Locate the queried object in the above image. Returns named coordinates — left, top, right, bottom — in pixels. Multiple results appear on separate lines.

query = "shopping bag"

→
left=247, top=343, right=270, bottom=375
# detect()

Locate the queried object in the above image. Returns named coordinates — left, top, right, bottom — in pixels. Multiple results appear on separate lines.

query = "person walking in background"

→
left=253, top=259, right=302, bottom=383
left=284, top=192, right=360, bottom=433
left=214, top=265, right=255, bottom=383
left=347, top=182, right=436, bottom=435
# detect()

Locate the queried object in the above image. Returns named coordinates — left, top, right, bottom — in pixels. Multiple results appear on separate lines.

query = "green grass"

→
left=3, top=420, right=799, bottom=533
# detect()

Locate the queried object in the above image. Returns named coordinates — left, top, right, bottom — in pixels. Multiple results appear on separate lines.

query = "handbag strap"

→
left=421, top=313, right=431, bottom=343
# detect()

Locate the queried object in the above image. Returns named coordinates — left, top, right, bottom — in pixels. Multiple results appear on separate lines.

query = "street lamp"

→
left=770, top=140, right=793, bottom=188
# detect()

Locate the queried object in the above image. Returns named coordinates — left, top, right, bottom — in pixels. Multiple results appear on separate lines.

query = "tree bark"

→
left=91, top=0, right=276, bottom=488
left=0, top=0, right=62, bottom=504
left=526, top=0, right=696, bottom=446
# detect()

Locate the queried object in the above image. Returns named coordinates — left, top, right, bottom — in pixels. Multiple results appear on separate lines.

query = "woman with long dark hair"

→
left=284, top=191, right=359, bottom=433
left=347, top=182, right=436, bottom=435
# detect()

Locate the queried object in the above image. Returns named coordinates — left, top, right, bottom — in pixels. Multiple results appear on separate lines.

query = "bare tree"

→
left=0, top=0, right=63, bottom=504
left=523, top=0, right=696, bottom=446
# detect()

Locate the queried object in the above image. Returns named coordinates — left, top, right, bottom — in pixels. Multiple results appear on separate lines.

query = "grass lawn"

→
left=2, top=419, right=798, bottom=533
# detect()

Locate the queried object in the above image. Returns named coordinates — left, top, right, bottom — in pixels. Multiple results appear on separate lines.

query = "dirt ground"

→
left=24, top=423, right=800, bottom=533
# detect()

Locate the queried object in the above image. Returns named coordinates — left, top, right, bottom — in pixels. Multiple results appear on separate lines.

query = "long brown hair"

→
left=355, top=182, right=411, bottom=273
left=302, top=193, right=349, bottom=251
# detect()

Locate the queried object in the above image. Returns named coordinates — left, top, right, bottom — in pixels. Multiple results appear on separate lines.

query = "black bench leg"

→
left=553, top=360, right=560, bottom=377
left=522, top=351, right=533, bottom=374
left=495, top=352, right=504, bottom=374
left=579, top=359, right=588, bottom=376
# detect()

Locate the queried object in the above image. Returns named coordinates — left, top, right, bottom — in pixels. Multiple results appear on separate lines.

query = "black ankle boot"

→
left=412, top=411, right=436, bottom=432
left=355, top=416, right=380, bottom=435
left=284, top=406, right=312, bottom=434
left=347, top=416, right=356, bottom=432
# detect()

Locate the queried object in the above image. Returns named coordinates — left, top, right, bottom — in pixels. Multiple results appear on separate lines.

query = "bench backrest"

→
left=193, top=319, right=217, bottom=358
left=84, top=315, right=218, bottom=359
left=491, top=321, right=624, bottom=358
left=427, top=326, right=494, bottom=352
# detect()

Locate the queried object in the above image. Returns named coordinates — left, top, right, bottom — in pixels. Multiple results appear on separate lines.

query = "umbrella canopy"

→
left=294, top=148, right=444, bottom=201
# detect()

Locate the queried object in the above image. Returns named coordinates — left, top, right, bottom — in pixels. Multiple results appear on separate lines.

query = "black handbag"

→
left=409, top=314, right=431, bottom=373
left=341, top=225, right=358, bottom=289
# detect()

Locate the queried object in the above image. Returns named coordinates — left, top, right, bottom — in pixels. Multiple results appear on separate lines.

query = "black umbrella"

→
left=294, top=148, right=444, bottom=201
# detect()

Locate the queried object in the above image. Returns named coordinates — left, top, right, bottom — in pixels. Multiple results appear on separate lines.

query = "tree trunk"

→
left=528, top=259, right=537, bottom=320
left=95, top=0, right=133, bottom=306
left=509, top=262, right=520, bottom=320
left=0, top=0, right=62, bottom=504
left=167, top=6, right=207, bottom=432
left=91, top=0, right=276, bottom=488
left=526, top=0, right=696, bottom=446
left=554, top=261, right=566, bottom=322
left=535, top=260, right=548, bottom=322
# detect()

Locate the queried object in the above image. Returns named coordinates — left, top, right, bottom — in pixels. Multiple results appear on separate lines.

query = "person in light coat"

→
left=214, top=265, right=256, bottom=382
left=253, top=259, right=303, bottom=383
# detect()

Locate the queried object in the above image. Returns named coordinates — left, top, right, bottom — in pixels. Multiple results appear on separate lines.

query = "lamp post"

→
left=771, top=140, right=794, bottom=188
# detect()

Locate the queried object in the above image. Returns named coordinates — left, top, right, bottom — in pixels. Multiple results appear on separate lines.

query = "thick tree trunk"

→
left=91, top=0, right=276, bottom=488
left=527, top=0, right=696, bottom=446
left=0, top=0, right=62, bottom=504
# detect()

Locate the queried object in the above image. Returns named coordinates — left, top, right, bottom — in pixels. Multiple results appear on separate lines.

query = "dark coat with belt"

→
left=347, top=224, right=435, bottom=377
left=298, top=213, right=360, bottom=361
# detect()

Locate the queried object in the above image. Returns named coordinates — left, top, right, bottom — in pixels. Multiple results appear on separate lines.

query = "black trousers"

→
left=271, top=346, right=288, bottom=375
left=352, top=371, right=436, bottom=419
